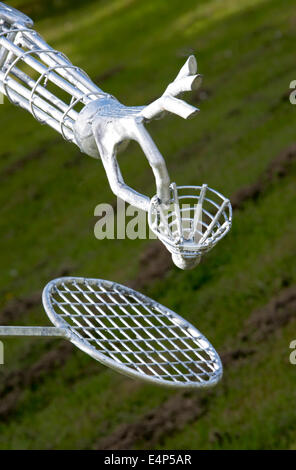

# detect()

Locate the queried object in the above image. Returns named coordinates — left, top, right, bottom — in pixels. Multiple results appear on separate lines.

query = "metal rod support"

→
left=0, top=326, right=67, bottom=337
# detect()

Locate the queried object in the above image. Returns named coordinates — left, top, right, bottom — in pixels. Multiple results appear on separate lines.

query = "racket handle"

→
left=0, top=326, right=67, bottom=337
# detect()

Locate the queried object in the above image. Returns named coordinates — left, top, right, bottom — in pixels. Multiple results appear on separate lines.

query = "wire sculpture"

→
left=0, top=2, right=232, bottom=269
left=0, top=4, right=227, bottom=388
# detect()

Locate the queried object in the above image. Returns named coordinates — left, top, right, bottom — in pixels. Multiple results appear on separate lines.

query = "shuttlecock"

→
left=148, top=183, right=232, bottom=270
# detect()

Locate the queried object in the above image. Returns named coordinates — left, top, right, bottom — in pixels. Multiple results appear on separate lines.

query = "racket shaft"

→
left=0, top=326, right=67, bottom=337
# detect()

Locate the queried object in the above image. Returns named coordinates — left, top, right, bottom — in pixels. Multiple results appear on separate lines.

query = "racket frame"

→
left=0, top=277, right=223, bottom=390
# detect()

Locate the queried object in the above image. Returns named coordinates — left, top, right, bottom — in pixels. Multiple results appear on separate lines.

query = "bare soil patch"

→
left=231, top=144, right=296, bottom=210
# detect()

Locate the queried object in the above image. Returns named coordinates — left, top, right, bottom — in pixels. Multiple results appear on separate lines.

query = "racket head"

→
left=42, top=277, right=222, bottom=389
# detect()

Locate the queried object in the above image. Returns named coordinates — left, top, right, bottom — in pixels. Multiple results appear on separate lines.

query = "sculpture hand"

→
left=75, top=56, right=201, bottom=212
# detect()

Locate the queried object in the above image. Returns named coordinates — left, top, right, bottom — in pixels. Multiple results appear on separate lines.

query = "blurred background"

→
left=0, top=0, right=295, bottom=449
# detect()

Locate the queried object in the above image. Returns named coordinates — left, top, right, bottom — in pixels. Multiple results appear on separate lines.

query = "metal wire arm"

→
left=0, top=2, right=202, bottom=211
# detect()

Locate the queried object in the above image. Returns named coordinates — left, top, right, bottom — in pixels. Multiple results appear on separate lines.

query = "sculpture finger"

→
left=162, top=96, right=199, bottom=119
left=102, top=156, right=150, bottom=212
left=140, top=55, right=201, bottom=120
left=175, top=55, right=198, bottom=80
left=141, top=95, right=199, bottom=120
left=92, top=120, right=151, bottom=211
left=129, top=122, right=171, bottom=204
left=165, top=74, right=202, bottom=97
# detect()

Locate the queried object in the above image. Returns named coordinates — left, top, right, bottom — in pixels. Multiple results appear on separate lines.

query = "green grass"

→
left=0, top=0, right=295, bottom=449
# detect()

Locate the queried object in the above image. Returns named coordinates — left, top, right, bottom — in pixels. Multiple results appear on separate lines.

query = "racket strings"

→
left=49, top=279, right=220, bottom=384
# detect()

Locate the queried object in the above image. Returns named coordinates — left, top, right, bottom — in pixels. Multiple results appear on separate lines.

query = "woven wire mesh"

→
left=148, top=184, right=232, bottom=259
left=44, top=277, right=222, bottom=388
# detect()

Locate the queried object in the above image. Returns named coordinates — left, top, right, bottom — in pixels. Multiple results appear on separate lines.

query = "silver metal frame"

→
left=0, top=277, right=223, bottom=389
left=0, top=2, right=202, bottom=212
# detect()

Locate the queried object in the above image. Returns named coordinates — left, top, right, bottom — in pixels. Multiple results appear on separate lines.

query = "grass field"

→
left=0, top=0, right=296, bottom=449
